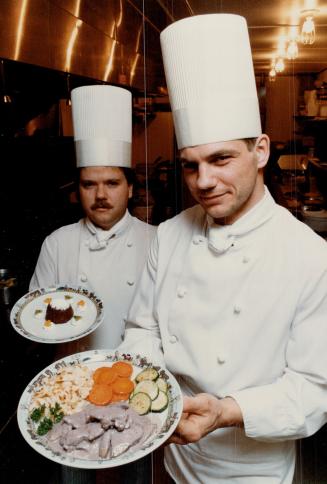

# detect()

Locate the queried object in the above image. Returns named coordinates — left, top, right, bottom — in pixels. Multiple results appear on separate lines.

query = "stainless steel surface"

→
left=0, top=0, right=162, bottom=91
left=0, top=0, right=326, bottom=93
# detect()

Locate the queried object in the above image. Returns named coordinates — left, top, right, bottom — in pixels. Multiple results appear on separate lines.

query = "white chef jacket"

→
left=30, top=211, right=156, bottom=350
left=119, top=188, right=327, bottom=483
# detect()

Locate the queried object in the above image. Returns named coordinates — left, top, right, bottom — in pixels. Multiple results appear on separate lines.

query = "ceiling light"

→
left=269, top=68, right=276, bottom=82
left=286, top=39, right=299, bottom=59
left=277, top=37, right=287, bottom=58
left=301, top=9, right=319, bottom=45
left=275, top=57, right=285, bottom=73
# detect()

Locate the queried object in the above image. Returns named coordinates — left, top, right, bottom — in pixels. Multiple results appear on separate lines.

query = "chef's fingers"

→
left=182, top=395, right=199, bottom=413
left=166, top=432, right=189, bottom=445
left=182, top=393, right=210, bottom=415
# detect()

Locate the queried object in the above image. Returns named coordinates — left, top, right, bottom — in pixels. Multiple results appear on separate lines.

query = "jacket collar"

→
left=206, top=187, right=276, bottom=254
left=84, top=211, right=132, bottom=250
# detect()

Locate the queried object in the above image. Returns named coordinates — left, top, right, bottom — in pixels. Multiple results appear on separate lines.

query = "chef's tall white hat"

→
left=160, top=14, right=262, bottom=149
left=71, top=85, right=132, bottom=168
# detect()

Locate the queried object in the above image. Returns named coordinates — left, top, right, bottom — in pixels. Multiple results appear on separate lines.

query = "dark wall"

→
left=0, top=135, right=82, bottom=293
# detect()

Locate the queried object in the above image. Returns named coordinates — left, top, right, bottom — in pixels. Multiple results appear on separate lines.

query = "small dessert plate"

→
left=10, top=285, right=104, bottom=343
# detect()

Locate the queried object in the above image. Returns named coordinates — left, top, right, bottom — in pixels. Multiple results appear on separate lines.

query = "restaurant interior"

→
left=0, top=0, right=327, bottom=482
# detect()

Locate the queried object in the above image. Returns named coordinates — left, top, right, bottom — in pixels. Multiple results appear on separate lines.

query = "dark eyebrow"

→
left=206, top=149, right=241, bottom=162
left=180, top=149, right=241, bottom=165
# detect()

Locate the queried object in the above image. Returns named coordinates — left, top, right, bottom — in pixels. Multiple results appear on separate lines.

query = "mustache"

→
left=91, top=201, right=112, bottom=210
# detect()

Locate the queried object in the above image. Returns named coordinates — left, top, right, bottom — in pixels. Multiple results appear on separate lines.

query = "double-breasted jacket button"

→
left=242, top=255, right=250, bottom=263
left=127, top=279, right=135, bottom=286
left=127, top=241, right=133, bottom=247
left=84, top=240, right=90, bottom=247
left=169, top=335, right=178, bottom=344
left=192, top=236, right=204, bottom=245
left=217, top=353, right=227, bottom=364
left=233, top=305, right=241, bottom=314
left=80, top=273, right=88, bottom=282
left=177, top=287, right=187, bottom=298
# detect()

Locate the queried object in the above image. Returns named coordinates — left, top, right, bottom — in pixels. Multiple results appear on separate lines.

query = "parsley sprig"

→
left=30, top=402, right=64, bottom=436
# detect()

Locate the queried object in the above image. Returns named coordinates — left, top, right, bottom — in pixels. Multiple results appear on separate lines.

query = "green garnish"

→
left=65, top=295, right=73, bottom=299
left=30, top=402, right=64, bottom=435
left=37, top=417, right=53, bottom=436
left=73, top=315, right=82, bottom=321
left=30, top=404, right=45, bottom=422
left=34, top=309, right=43, bottom=315
left=50, top=402, right=64, bottom=423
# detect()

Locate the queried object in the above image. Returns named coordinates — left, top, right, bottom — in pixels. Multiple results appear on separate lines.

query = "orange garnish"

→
left=111, top=393, right=130, bottom=402
left=87, top=384, right=113, bottom=406
left=93, top=367, right=118, bottom=385
left=111, top=361, right=133, bottom=378
left=112, top=377, right=134, bottom=395
left=44, top=297, right=52, bottom=304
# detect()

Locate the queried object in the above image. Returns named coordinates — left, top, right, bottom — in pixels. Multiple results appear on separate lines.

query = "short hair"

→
left=243, top=138, right=257, bottom=151
left=121, top=167, right=135, bottom=186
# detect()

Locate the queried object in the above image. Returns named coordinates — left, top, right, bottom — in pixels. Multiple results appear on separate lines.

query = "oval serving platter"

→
left=17, top=350, right=183, bottom=469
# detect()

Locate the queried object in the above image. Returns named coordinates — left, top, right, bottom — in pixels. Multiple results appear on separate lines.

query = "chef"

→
left=119, top=14, right=327, bottom=483
left=30, top=84, right=156, bottom=351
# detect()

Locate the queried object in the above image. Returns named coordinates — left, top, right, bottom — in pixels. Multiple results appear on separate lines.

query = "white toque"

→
left=71, top=85, right=132, bottom=168
left=160, top=14, right=262, bottom=149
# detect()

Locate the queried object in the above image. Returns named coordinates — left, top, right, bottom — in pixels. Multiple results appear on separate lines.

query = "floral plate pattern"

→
left=17, top=350, right=183, bottom=469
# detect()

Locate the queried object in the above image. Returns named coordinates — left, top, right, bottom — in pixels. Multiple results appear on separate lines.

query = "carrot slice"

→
left=111, top=392, right=130, bottom=402
left=93, top=366, right=118, bottom=385
left=111, top=361, right=133, bottom=378
left=87, top=384, right=113, bottom=405
left=112, top=377, right=134, bottom=395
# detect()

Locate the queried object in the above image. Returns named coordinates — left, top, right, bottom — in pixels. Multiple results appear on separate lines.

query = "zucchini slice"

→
left=129, top=392, right=152, bottom=415
left=134, top=380, right=159, bottom=401
left=156, top=377, right=168, bottom=393
left=135, top=368, right=159, bottom=383
left=151, top=390, right=169, bottom=413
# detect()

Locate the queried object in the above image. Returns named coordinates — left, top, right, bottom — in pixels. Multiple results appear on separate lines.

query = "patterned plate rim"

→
left=10, top=285, right=104, bottom=343
left=17, top=349, right=183, bottom=469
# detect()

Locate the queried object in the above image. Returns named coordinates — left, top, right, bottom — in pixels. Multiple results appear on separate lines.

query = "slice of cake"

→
left=45, top=298, right=74, bottom=324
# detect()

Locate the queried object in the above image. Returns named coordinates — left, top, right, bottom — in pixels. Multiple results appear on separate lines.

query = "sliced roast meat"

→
left=87, top=403, right=130, bottom=431
left=110, top=424, right=144, bottom=458
left=64, top=410, right=89, bottom=428
left=44, top=402, right=159, bottom=460
left=47, top=421, right=72, bottom=442
left=75, top=440, right=92, bottom=451
left=62, top=422, right=104, bottom=449
left=99, top=429, right=113, bottom=458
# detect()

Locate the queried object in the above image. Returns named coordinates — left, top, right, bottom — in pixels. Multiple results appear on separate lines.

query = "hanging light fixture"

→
left=286, top=39, right=299, bottom=59
left=269, top=68, right=276, bottom=82
left=301, top=9, right=319, bottom=45
left=273, top=37, right=286, bottom=73
left=275, top=57, right=285, bottom=73
left=269, top=57, right=277, bottom=80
